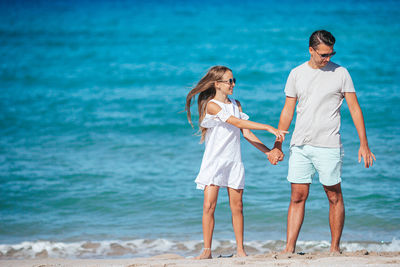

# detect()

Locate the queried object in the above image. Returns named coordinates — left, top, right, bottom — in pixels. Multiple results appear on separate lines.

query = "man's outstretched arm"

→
left=269, top=96, right=297, bottom=165
left=344, top=92, right=376, bottom=168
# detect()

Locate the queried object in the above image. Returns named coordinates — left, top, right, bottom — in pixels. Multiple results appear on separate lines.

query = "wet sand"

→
left=1, top=251, right=399, bottom=267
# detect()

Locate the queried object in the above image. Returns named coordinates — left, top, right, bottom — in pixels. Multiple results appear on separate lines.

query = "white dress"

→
left=195, top=98, right=249, bottom=190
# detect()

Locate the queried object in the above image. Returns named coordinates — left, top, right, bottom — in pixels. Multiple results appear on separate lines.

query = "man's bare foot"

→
left=280, top=248, right=295, bottom=254
left=235, top=249, right=247, bottom=257
left=279, top=249, right=294, bottom=255
left=329, top=250, right=342, bottom=256
left=195, top=248, right=212, bottom=260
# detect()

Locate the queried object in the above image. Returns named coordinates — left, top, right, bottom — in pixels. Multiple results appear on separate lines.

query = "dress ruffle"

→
left=201, top=111, right=249, bottom=128
left=200, top=114, right=220, bottom=128
left=240, top=112, right=249, bottom=120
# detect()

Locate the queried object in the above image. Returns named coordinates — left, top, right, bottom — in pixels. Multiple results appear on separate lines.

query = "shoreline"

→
left=2, top=238, right=398, bottom=259
left=1, top=251, right=400, bottom=267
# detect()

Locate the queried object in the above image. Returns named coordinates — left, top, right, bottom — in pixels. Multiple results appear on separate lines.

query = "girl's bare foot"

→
left=195, top=248, right=212, bottom=259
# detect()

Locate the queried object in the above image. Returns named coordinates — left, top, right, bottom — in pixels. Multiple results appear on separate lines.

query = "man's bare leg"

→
left=282, top=183, right=310, bottom=253
left=323, top=183, right=345, bottom=253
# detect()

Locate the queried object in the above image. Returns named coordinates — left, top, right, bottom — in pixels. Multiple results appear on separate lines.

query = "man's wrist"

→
left=273, top=143, right=282, bottom=150
left=360, top=141, right=369, bottom=147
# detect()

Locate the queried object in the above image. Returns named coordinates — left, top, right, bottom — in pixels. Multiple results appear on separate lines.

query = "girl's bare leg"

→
left=228, top=187, right=247, bottom=257
left=196, top=185, right=220, bottom=259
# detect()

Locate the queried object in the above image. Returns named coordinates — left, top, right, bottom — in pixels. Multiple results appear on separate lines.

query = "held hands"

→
left=265, top=127, right=287, bottom=165
left=359, top=144, right=376, bottom=168
left=267, top=148, right=284, bottom=165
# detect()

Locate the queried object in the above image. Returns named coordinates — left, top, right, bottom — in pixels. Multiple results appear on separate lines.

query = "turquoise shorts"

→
left=287, top=145, right=343, bottom=186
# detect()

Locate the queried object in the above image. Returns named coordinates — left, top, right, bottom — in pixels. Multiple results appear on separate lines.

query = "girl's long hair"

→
left=185, top=66, right=231, bottom=143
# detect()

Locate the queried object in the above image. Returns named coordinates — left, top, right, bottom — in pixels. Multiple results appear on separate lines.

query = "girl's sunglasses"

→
left=217, top=78, right=236, bottom=85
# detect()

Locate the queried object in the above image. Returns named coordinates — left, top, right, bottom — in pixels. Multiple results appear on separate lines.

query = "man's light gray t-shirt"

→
left=284, top=61, right=355, bottom=148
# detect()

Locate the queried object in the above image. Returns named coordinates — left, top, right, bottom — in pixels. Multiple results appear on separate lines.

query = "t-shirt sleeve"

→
left=284, top=70, right=297, bottom=97
left=341, top=68, right=356, bottom=93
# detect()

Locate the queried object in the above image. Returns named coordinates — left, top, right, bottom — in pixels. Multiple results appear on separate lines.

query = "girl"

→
left=185, top=66, right=286, bottom=259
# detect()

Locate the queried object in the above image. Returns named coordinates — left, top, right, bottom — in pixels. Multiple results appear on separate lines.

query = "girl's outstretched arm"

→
left=207, top=101, right=287, bottom=139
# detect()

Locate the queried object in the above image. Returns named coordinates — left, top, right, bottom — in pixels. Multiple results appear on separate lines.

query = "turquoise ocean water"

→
left=1, top=0, right=399, bottom=259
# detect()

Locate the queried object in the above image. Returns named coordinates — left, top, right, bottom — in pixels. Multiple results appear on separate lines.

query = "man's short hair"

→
left=309, top=30, right=335, bottom=49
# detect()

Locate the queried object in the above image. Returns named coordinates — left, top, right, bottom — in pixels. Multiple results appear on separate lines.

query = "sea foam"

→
left=0, top=238, right=399, bottom=259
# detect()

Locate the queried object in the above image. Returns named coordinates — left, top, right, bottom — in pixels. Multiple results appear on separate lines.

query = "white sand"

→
left=1, top=251, right=399, bottom=267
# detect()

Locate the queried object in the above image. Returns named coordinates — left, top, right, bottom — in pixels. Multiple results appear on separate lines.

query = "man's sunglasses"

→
left=315, top=50, right=336, bottom=58
left=217, top=78, right=236, bottom=85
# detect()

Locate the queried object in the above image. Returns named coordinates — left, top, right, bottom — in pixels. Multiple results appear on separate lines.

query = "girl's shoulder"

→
left=206, top=101, right=222, bottom=115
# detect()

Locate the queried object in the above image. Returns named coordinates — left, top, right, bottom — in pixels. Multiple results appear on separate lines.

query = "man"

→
left=269, top=30, right=376, bottom=253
